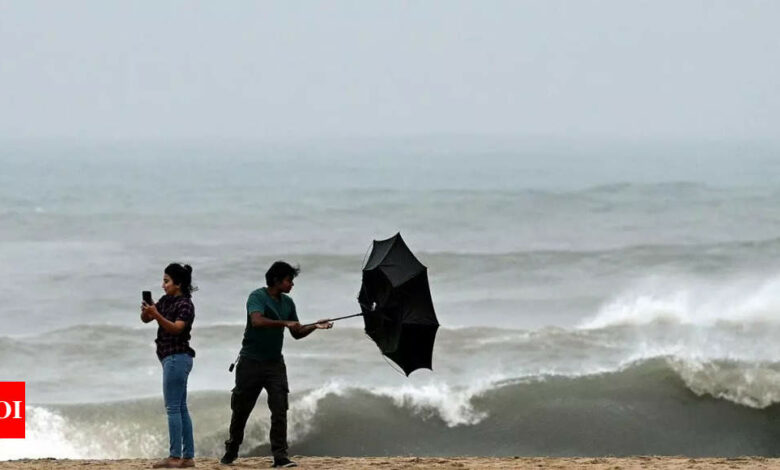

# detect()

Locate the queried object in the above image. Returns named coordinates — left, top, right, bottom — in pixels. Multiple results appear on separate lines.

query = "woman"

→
left=141, top=263, right=197, bottom=468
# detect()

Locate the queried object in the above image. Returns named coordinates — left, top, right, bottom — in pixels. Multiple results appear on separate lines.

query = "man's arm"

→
left=250, top=312, right=299, bottom=329
left=290, top=320, right=333, bottom=339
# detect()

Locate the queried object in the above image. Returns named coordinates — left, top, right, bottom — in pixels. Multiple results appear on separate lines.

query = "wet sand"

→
left=2, top=456, right=779, bottom=470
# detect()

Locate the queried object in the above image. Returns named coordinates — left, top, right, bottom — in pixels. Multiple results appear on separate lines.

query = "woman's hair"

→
left=165, top=263, right=197, bottom=297
left=265, top=261, right=300, bottom=287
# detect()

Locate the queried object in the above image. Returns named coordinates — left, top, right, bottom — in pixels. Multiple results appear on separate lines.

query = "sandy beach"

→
left=2, top=457, right=780, bottom=470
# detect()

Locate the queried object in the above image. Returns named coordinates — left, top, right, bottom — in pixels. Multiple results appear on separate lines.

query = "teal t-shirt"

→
left=240, top=287, right=299, bottom=362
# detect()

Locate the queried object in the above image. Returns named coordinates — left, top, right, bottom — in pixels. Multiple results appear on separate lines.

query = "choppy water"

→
left=2, top=139, right=780, bottom=458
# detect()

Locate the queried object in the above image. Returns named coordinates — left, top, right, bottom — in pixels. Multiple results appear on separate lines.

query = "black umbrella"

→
left=309, top=233, right=439, bottom=375
left=323, top=233, right=439, bottom=376
left=359, top=232, right=440, bottom=376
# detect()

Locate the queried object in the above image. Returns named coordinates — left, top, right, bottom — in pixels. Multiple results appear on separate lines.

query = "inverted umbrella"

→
left=318, top=233, right=439, bottom=376
left=359, top=233, right=439, bottom=375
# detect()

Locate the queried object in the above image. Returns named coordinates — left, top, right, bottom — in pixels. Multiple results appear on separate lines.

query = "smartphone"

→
left=142, top=291, right=153, bottom=305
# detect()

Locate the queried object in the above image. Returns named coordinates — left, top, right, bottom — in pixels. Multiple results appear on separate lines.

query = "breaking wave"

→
left=6, top=358, right=780, bottom=460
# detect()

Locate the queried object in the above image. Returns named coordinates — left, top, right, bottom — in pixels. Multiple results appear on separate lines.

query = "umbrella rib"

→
left=361, top=241, right=373, bottom=270
left=381, top=353, right=408, bottom=377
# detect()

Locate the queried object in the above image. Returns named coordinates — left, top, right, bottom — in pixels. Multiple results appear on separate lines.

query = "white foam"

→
left=668, top=357, right=780, bottom=409
left=580, top=274, right=780, bottom=329
left=0, top=405, right=165, bottom=461
left=370, top=380, right=495, bottom=427
left=286, top=378, right=496, bottom=431
left=0, top=407, right=85, bottom=460
left=287, top=381, right=350, bottom=442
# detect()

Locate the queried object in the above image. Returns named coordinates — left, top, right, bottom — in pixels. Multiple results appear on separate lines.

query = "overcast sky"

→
left=1, top=1, right=779, bottom=142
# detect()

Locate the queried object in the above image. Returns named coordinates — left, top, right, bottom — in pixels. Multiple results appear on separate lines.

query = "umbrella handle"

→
left=301, top=312, right=363, bottom=328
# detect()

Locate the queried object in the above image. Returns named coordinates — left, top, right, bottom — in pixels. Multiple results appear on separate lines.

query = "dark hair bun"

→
left=165, top=263, right=197, bottom=297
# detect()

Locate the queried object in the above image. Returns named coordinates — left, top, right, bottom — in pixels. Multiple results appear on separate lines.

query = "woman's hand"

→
left=140, top=309, right=154, bottom=323
left=142, top=302, right=161, bottom=321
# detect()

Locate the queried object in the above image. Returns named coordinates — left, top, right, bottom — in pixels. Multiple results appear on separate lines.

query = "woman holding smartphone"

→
left=141, top=263, right=197, bottom=468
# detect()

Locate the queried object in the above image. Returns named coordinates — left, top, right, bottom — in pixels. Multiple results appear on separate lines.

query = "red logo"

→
left=0, top=382, right=25, bottom=438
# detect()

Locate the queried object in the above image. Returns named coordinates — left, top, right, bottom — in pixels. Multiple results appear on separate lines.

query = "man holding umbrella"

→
left=221, top=261, right=333, bottom=468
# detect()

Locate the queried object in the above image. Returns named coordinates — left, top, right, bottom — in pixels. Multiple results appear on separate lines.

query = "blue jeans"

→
left=162, top=353, right=194, bottom=459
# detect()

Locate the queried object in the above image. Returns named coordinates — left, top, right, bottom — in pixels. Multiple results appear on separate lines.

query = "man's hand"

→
left=289, top=319, right=332, bottom=339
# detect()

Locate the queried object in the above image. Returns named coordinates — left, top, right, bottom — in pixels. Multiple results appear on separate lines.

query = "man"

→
left=221, top=261, right=333, bottom=468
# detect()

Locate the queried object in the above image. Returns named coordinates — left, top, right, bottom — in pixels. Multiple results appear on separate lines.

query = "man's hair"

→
left=265, top=261, right=300, bottom=287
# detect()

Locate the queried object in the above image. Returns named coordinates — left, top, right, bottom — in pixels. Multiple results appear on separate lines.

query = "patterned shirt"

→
left=155, top=294, right=196, bottom=361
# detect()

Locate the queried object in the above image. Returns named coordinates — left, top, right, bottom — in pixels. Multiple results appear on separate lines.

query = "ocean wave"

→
left=6, top=317, right=780, bottom=407
left=200, top=357, right=780, bottom=457
left=7, top=358, right=780, bottom=460
left=580, top=273, right=780, bottom=329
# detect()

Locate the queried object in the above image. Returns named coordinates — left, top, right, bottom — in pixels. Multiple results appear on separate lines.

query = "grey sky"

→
left=1, top=0, right=779, bottom=141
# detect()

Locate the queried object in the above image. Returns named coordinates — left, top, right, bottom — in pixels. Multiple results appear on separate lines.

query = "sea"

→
left=2, top=137, right=780, bottom=459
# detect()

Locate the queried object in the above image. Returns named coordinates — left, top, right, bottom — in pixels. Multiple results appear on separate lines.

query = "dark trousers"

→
left=225, top=356, right=289, bottom=459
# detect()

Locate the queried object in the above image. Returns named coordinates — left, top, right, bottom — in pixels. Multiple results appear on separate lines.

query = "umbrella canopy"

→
left=358, top=233, right=439, bottom=376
